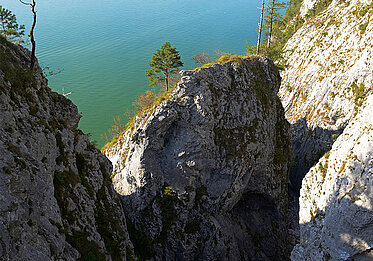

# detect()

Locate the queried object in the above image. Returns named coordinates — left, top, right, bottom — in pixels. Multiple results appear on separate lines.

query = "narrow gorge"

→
left=0, top=0, right=372, bottom=260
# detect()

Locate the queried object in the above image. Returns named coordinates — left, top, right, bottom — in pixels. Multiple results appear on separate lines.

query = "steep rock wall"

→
left=105, top=58, right=292, bottom=260
left=279, top=0, right=373, bottom=190
left=0, top=38, right=133, bottom=260
left=291, top=92, right=373, bottom=261
left=279, top=0, right=373, bottom=259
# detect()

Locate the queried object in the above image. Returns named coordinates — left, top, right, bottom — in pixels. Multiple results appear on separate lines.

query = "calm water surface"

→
left=2, top=0, right=261, bottom=147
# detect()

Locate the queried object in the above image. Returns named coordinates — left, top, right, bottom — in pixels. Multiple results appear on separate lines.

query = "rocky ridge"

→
left=104, top=57, right=292, bottom=260
left=278, top=0, right=373, bottom=259
left=0, top=37, right=133, bottom=260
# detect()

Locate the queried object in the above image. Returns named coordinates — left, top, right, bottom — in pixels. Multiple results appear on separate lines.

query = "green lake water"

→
left=2, top=0, right=261, bottom=147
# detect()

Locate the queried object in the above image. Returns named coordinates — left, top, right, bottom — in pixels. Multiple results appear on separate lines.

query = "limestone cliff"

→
left=278, top=0, right=373, bottom=259
left=279, top=0, right=373, bottom=190
left=0, top=37, right=134, bottom=260
left=291, top=93, right=373, bottom=261
left=104, top=57, right=292, bottom=260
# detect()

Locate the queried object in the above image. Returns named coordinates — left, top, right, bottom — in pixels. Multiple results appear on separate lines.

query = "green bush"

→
left=351, top=82, right=366, bottom=106
left=0, top=35, right=34, bottom=89
left=359, top=21, right=369, bottom=34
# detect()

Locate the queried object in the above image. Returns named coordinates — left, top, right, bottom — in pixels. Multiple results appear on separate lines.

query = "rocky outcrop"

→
left=0, top=37, right=133, bottom=260
left=104, top=57, right=292, bottom=260
left=278, top=0, right=373, bottom=259
left=299, top=0, right=320, bottom=17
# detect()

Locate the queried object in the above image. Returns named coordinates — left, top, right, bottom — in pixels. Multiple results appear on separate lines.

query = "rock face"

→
left=279, top=0, right=373, bottom=191
left=278, top=0, right=373, bottom=259
left=299, top=0, right=320, bottom=17
left=104, top=57, right=292, bottom=260
left=0, top=37, right=133, bottom=260
left=300, top=0, right=372, bottom=17
left=291, top=95, right=373, bottom=261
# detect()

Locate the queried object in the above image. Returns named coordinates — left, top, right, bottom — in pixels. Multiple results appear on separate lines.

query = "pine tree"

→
left=145, top=42, right=183, bottom=91
left=0, top=5, right=25, bottom=43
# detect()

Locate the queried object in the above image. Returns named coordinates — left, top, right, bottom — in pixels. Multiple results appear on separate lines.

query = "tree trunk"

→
left=267, top=0, right=275, bottom=56
left=165, top=69, right=169, bottom=91
left=256, top=0, right=265, bottom=54
left=29, top=0, right=36, bottom=69
left=19, top=0, right=37, bottom=69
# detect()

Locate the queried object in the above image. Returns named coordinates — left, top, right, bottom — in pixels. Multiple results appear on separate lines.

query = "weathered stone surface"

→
left=278, top=1, right=373, bottom=259
left=280, top=0, right=373, bottom=131
left=105, top=57, right=292, bottom=260
left=299, top=0, right=320, bottom=17
left=300, top=0, right=372, bottom=17
left=291, top=94, right=373, bottom=261
left=0, top=38, right=133, bottom=260
left=280, top=0, right=373, bottom=190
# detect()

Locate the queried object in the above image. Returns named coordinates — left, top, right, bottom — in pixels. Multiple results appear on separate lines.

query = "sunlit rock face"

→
left=291, top=95, right=373, bottom=260
left=299, top=0, right=319, bottom=17
left=279, top=0, right=373, bottom=191
left=105, top=57, right=293, bottom=260
left=278, top=0, right=373, bottom=259
left=300, top=0, right=372, bottom=17
left=0, top=38, right=134, bottom=260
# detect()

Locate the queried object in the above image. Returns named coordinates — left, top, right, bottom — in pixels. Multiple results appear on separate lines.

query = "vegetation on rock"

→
left=0, top=36, right=134, bottom=260
left=0, top=36, right=34, bottom=90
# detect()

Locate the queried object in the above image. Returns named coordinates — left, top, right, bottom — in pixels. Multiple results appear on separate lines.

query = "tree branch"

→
left=19, top=0, right=32, bottom=6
